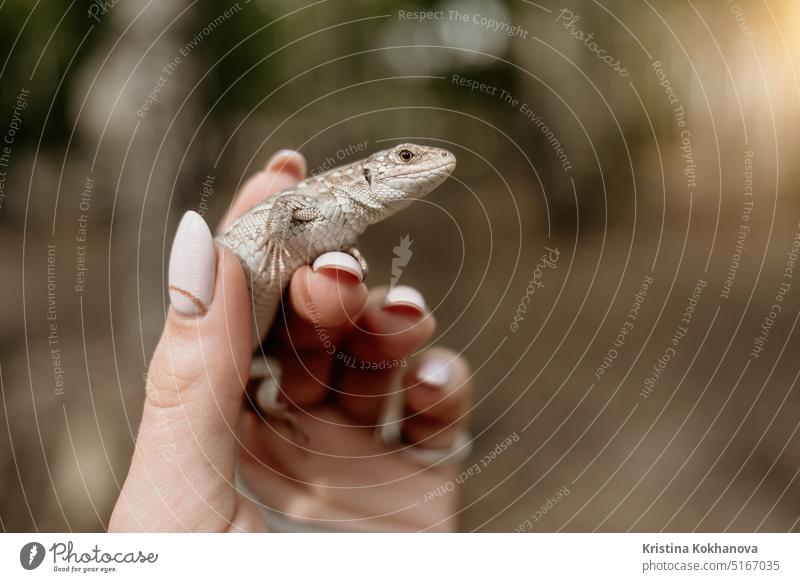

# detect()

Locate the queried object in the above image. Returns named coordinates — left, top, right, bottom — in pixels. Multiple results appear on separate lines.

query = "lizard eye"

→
left=398, top=149, right=415, bottom=162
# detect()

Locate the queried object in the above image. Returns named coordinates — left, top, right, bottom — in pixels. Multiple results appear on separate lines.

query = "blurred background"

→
left=2, top=0, right=800, bottom=532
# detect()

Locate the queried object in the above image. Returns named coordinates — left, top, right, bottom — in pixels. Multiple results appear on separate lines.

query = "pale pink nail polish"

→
left=267, top=149, right=307, bottom=180
left=312, top=251, right=364, bottom=281
left=168, top=211, right=216, bottom=316
left=383, top=285, right=427, bottom=314
left=416, top=357, right=451, bottom=388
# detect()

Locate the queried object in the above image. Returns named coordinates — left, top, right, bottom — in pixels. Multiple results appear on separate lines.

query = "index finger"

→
left=218, top=149, right=307, bottom=231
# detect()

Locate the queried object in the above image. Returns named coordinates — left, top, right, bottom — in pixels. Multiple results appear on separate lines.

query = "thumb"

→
left=111, top=211, right=253, bottom=531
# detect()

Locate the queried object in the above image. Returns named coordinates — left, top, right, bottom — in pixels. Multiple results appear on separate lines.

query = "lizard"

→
left=216, top=143, right=457, bottom=442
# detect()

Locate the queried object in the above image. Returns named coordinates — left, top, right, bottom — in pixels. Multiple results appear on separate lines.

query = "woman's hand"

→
left=110, top=151, right=472, bottom=532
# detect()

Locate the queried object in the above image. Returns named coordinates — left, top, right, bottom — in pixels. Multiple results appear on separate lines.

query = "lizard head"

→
left=362, top=143, right=456, bottom=207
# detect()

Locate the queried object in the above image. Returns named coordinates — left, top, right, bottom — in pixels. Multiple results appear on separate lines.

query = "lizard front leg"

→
left=236, top=193, right=322, bottom=443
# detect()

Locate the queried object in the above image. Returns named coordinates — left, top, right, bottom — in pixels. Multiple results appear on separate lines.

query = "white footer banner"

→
left=0, top=534, right=796, bottom=580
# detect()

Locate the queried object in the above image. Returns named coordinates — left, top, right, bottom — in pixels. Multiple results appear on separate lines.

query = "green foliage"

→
left=0, top=0, right=100, bottom=146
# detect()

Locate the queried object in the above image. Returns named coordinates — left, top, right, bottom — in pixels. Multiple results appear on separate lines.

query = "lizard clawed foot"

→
left=343, top=246, right=369, bottom=279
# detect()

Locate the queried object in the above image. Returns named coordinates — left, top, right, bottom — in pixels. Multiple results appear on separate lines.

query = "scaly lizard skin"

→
left=217, top=143, right=456, bottom=437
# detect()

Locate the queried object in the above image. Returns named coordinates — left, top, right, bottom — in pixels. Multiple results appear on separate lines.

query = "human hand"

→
left=110, top=151, right=472, bottom=532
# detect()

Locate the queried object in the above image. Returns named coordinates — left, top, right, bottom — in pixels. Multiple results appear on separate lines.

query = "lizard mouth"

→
left=395, top=163, right=455, bottom=181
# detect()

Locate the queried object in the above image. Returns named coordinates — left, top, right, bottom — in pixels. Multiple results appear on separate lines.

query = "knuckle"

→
left=145, top=342, right=203, bottom=410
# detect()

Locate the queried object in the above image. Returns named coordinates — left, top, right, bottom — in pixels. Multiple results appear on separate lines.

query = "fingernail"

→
left=255, top=376, right=280, bottom=411
left=168, top=211, right=216, bottom=316
left=416, top=357, right=451, bottom=388
left=312, top=251, right=364, bottom=282
left=266, top=149, right=307, bottom=180
left=383, top=285, right=427, bottom=315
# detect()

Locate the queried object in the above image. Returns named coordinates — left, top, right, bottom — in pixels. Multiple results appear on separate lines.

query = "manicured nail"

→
left=168, top=211, right=216, bottom=316
left=383, top=285, right=427, bottom=314
left=416, top=357, right=451, bottom=388
left=266, top=149, right=307, bottom=180
left=255, top=377, right=280, bottom=411
left=312, top=251, right=364, bottom=282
